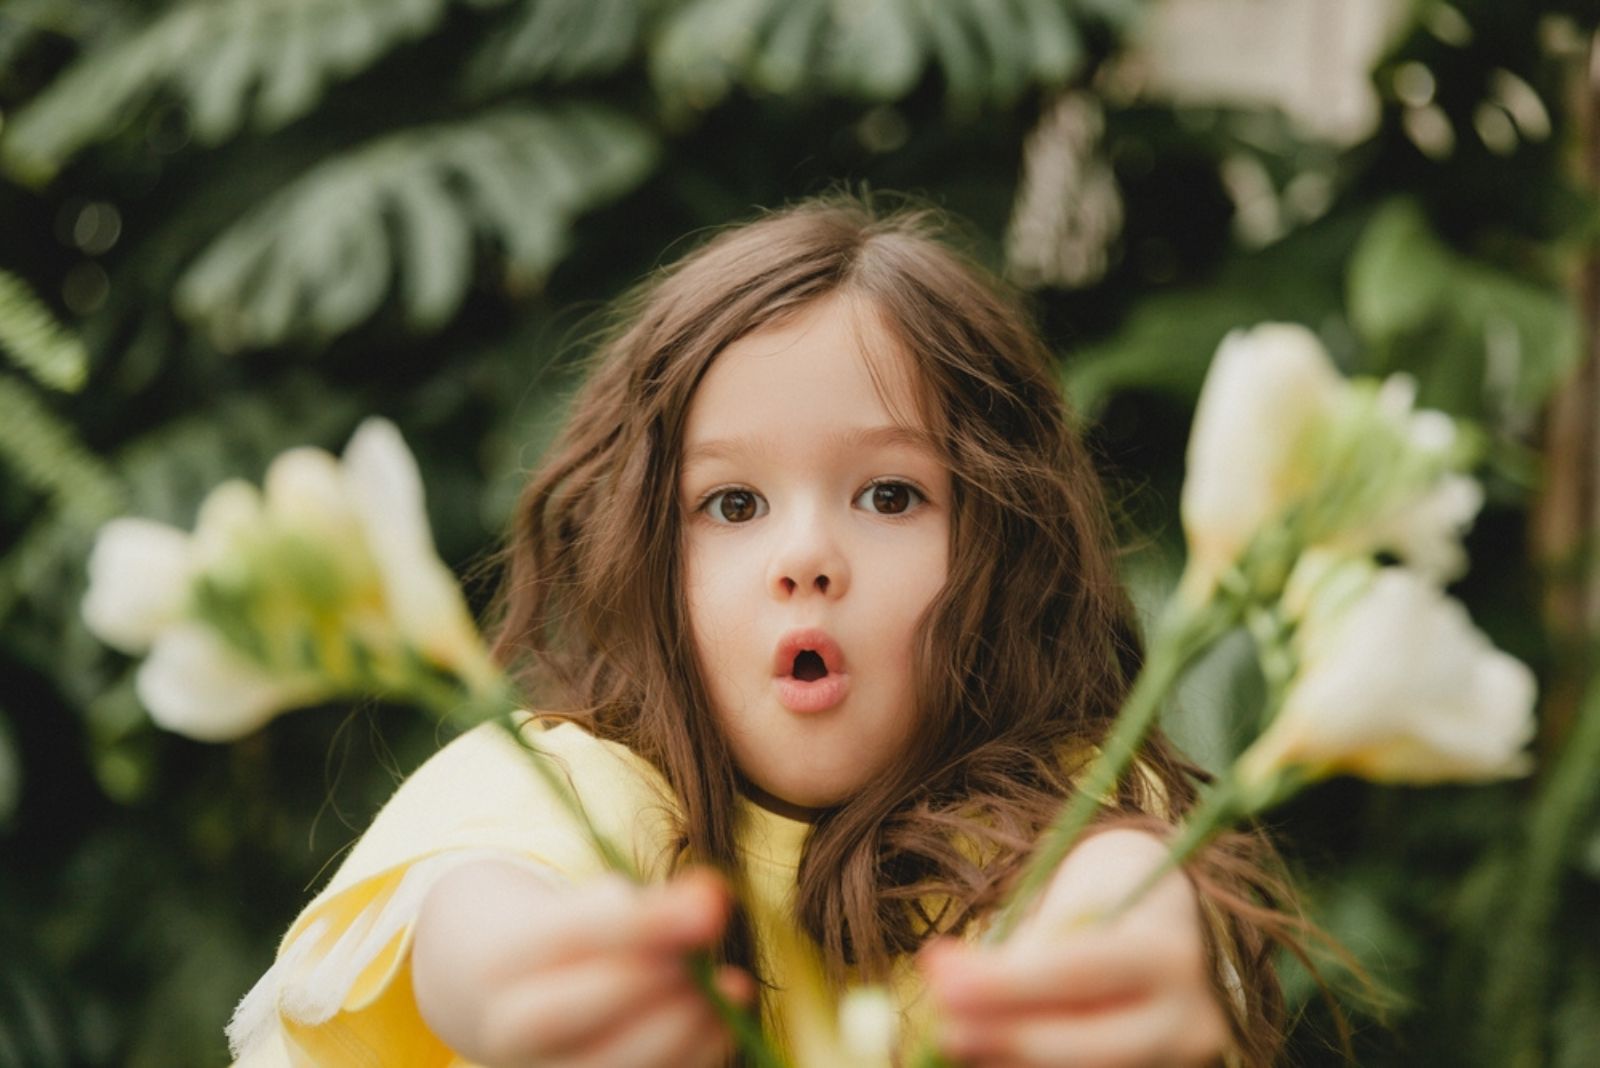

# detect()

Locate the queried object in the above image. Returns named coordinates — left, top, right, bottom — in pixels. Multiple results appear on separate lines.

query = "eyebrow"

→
left=682, top=425, right=942, bottom=468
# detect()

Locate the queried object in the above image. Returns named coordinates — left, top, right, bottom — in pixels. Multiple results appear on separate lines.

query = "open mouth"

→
left=773, top=629, right=849, bottom=713
left=793, top=649, right=827, bottom=682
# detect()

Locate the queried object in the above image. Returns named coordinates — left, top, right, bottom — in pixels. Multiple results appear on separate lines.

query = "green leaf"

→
left=1017, top=0, right=1085, bottom=86
left=651, top=0, right=1097, bottom=113
left=0, top=270, right=88, bottom=393
left=391, top=170, right=475, bottom=331
left=0, top=377, right=123, bottom=522
left=1062, top=214, right=1362, bottom=416
left=1347, top=200, right=1451, bottom=346
left=964, top=0, right=1033, bottom=107
left=174, top=105, right=659, bottom=349
left=827, top=0, right=924, bottom=100
left=1348, top=198, right=1583, bottom=421
left=753, top=0, right=828, bottom=95
left=0, top=926, right=74, bottom=1068
left=465, top=0, right=644, bottom=93
left=916, top=0, right=984, bottom=111
left=0, top=0, right=455, bottom=181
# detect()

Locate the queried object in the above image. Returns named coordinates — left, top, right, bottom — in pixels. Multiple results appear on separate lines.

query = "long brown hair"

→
left=492, top=194, right=1291, bottom=1063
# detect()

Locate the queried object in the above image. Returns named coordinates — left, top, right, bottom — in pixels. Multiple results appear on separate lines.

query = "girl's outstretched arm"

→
left=919, top=829, right=1232, bottom=1068
left=412, top=860, right=755, bottom=1068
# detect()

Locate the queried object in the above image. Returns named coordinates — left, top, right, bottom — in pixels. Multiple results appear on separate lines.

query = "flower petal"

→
left=1180, top=324, right=1342, bottom=593
left=341, top=419, right=495, bottom=687
left=137, top=624, right=327, bottom=741
left=265, top=447, right=365, bottom=543
left=82, top=518, right=193, bottom=654
left=1359, top=474, right=1483, bottom=582
left=192, top=480, right=266, bottom=572
left=1238, top=569, right=1536, bottom=787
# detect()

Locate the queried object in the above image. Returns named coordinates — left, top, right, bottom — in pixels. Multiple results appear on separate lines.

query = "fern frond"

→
left=464, top=0, right=645, bottom=95
left=650, top=0, right=1096, bottom=115
left=174, top=105, right=658, bottom=351
left=0, top=376, right=123, bottom=521
left=0, top=504, right=92, bottom=625
left=0, top=0, right=458, bottom=184
left=0, top=270, right=89, bottom=392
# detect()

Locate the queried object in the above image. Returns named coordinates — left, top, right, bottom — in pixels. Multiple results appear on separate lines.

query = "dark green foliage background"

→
left=1, top=1, right=1597, bottom=1064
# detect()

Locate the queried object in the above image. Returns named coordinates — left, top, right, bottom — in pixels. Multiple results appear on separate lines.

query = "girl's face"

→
left=679, top=294, right=951, bottom=816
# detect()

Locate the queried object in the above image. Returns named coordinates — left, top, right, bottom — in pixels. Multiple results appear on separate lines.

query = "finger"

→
left=940, top=988, right=1229, bottom=1068
left=560, top=984, right=731, bottom=1068
left=711, top=964, right=758, bottom=1008
left=485, top=953, right=688, bottom=1058
left=921, top=933, right=1173, bottom=1013
left=543, top=870, right=733, bottom=962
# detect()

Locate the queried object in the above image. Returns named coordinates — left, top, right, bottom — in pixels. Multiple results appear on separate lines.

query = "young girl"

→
left=227, top=196, right=1285, bottom=1067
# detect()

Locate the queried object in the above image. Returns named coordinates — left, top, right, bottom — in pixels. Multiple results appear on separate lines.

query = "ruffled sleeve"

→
left=227, top=717, right=679, bottom=1068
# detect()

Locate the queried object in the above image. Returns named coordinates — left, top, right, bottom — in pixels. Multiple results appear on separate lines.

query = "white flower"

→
left=137, top=624, right=329, bottom=741
left=1347, top=473, right=1483, bottom=582
left=82, top=417, right=499, bottom=742
left=343, top=418, right=500, bottom=692
left=82, top=518, right=193, bottom=654
left=1236, top=568, right=1536, bottom=787
left=190, top=479, right=266, bottom=572
left=837, top=984, right=897, bottom=1064
left=1179, top=323, right=1342, bottom=599
left=1179, top=325, right=1483, bottom=604
left=1310, top=374, right=1482, bottom=581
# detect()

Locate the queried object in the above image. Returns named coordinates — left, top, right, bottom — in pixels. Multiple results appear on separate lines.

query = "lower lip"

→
left=775, top=673, right=851, bottom=713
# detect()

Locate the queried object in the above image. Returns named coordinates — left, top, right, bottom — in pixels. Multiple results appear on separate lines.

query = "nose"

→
left=768, top=507, right=849, bottom=600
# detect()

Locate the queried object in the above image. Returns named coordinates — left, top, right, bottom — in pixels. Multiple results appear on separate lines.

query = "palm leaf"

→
left=0, top=0, right=457, bottom=184
left=464, top=0, right=646, bottom=94
left=174, top=104, right=659, bottom=351
left=650, top=0, right=1102, bottom=115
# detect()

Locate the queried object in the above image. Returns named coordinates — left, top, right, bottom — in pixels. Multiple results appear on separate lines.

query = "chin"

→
left=769, top=772, right=868, bottom=812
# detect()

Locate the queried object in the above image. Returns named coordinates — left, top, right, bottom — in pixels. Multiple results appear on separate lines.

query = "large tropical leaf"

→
left=463, top=0, right=646, bottom=94
left=650, top=0, right=1127, bottom=115
left=1347, top=198, right=1583, bottom=424
left=1, top=0, right=458, bottom=183
left=174, top=105, right=659, bottom=351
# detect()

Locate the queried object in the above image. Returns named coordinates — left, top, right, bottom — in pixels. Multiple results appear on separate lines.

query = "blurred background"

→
left=1, top=0, right=1597, bottom=1064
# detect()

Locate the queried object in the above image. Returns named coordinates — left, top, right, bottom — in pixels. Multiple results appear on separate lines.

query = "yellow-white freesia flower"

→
left=1236, top=568, right=1536, bottom=788
left=1179, top=324, right=1482, bottom=604
left=1180, top=323, right=1342, bottom=601
left=838, top=985, right=897, bottom=1066
left=82, top=418, right=497, bottom=741
left=1314, top=376, right=1483, bottom=582
left=82, top=518, right=192, bottom=654
left=137, top=624, right=328, bottom=741
left=342, top=419, right=501, bottom=694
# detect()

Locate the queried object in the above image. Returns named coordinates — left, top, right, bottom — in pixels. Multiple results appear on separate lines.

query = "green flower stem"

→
left=408, top=670, right=791, bottom=1068
left=984, top=596, right=1240, bottom=944
left=902, top=779, right=1252, bottom=1068
left=1100, top=776, right=1247, bottom=926
left=1483, top=663, right=1600, bottom=1063
left=688, top=955, right=790, bottom=1068
left=906, top=1042, right=958, bottom=1068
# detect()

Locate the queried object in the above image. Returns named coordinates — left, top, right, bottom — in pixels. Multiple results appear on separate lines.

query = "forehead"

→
left=682, top=294, right=931, bottom=451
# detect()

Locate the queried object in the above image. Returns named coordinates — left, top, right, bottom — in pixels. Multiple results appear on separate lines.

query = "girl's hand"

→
left=920, top=829, right=1231, bottom=1068
left=413, top=861, right=754, bottom=1068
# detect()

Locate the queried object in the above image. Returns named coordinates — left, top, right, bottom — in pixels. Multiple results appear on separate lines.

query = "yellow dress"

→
left=227, top=717, right=935, bottom=1067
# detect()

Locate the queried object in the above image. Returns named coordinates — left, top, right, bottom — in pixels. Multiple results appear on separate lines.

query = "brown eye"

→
left=707, top=489, right=765, bottom=524
left=859, top=481, right=923, bottom=516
